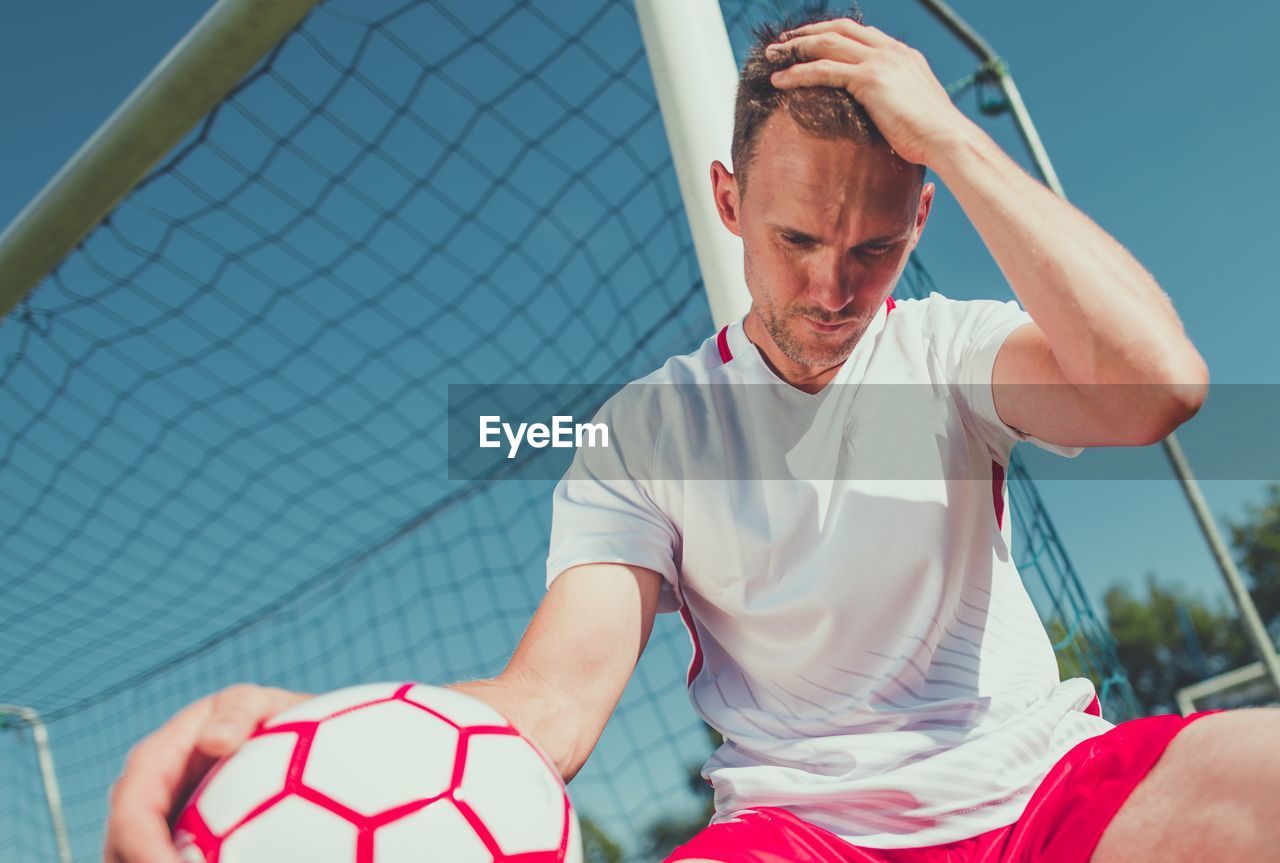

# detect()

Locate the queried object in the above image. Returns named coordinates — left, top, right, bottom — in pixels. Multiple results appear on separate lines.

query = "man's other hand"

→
left=766, top=17, right=973, bottom=167
left=103, top=684, right=311, bottom=863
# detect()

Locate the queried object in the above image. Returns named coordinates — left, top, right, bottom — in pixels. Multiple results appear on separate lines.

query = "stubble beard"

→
left=757, top=288, right=871, bottom=369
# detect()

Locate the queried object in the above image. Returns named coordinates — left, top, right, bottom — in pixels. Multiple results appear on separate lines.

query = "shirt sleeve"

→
left=925, top=292, right=1084, bottom=461
left=545, top=389, right=682, bottom=614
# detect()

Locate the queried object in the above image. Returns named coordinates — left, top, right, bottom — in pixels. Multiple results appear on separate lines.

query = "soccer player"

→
left=105, top=11, right=1279, bottom=863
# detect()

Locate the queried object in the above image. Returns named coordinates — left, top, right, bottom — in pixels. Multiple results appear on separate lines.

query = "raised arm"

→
left=768, top=17, right=1208, bottom=446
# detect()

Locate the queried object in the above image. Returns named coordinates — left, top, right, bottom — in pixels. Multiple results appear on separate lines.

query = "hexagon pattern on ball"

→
left=219, top=796, right=357, bottom=862
left=458, top=732, right=568, bottom=856
left=304, top=699, right=458, bottom=816
left=172, top=682, right=582, bottom=863
left=197, top=732, right=296, bottom=835
left=376, top=799, right=493, bottom=863
left=405, top=683, right=508, bottom=727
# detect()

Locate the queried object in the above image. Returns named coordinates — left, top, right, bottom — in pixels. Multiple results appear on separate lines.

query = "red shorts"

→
left=664, top=707, right=1224, bottom=863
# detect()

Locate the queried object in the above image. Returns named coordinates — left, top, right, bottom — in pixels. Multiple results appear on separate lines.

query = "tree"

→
left=1102, top=575, right=1251, bottom=713
left=641, top=722, right=720, bottom=859
left=579, top=814, right=624, bottom=863
left=1227, top=482, right=1280, bottom=641
left=1093, top=482, right=1280, bottom=714
left=1044, top=616, right=1089, bottom=683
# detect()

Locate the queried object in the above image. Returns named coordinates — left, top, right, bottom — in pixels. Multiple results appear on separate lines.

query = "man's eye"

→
left=861, top=244, right=895, bottom=256
left=782, top=235, right=813, bottom=247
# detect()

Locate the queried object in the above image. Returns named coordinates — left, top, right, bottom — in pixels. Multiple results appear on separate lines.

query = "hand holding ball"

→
left=172, top=682, right=582, bottom=862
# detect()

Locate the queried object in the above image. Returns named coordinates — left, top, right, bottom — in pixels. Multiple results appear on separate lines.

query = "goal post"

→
left=1176, top=662, right=1280, bottom=715
left=635, top=0, right=749, bottom=328
left=0, top=0, right=320, bottom=321
left=0, top=706, right=71, bottom=863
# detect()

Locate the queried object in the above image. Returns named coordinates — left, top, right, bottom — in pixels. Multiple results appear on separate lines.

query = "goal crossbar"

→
left=0, top=0, right=321, bottom=322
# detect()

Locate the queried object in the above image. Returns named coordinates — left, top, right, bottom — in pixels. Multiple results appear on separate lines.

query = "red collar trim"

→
left=716, top=326, right=733, bottom=364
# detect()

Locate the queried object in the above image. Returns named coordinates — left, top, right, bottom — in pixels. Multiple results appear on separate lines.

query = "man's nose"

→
left=806, top=252, right=854, bottom=313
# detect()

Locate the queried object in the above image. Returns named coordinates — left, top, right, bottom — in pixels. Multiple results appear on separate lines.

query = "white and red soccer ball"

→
left=172, top=682, right=582, bottom=863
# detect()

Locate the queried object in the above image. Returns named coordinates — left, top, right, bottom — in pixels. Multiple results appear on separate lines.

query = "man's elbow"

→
left=1127, top=352, right=1209, bottom=445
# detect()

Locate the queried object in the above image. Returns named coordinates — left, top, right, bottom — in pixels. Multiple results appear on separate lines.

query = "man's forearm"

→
left=928, top=121, right=1207, bottom=388
left=448, top=675, right=588, bottom=783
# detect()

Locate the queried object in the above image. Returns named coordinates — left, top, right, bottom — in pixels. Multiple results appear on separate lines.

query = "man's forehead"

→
left=752, top=155, right=920, bottom=233
left=749, top=116, right=920, bottom=219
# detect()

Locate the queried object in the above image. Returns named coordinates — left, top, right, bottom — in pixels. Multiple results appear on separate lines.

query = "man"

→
left=106, top=11, right=1279, bottom=863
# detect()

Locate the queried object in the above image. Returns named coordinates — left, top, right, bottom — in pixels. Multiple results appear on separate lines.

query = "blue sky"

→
left=1, top=1, right=1278, bottom=856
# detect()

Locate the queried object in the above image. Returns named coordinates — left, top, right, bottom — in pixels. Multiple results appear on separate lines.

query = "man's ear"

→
left=909, top=180, right=935, bottom=251
left=710, top=160, right=743, bottom=238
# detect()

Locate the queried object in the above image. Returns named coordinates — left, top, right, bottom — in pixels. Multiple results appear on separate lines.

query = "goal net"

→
left=0, top=1, right=1137, bottom=859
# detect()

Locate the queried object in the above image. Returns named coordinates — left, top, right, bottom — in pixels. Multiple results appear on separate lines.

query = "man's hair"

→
left=731, top=5, right=924, bottom=198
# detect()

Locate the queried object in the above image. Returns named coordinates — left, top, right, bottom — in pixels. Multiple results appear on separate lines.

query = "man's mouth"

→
left=802, top=316, right=854, bottom=334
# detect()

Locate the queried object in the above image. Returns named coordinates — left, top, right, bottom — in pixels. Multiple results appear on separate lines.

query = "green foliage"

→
left=1044, top=617, right=1089, bottom=682
left=1102, top=575, right=1251, bottom=713
left=1091, top=482, right=1280, bottom=713
left=640, top=722, right=721, bottom=859
left=574, top=723, right=720, bottom=861
left=1228, top=482, right=1280, bottom=639
left=579, top=814, right=624, bottom=863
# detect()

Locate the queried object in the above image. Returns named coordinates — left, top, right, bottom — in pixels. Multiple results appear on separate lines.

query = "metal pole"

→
left=915, top=0, right=1280, bottom=699
left=1176, top=661, right=1274, bottom=716
left=0, top=0, right=322, bottom=322
left=1165, top=435, right=1280, bottom=695
left=635, top=0, right=751, bottom=328
left=1, top=705, right=73, bottom=863
left=914, top=0, right=1066, bottom=198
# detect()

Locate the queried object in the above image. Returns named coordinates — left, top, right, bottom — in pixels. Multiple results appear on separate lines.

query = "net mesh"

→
left=0, top=1, right=1137, bottom=859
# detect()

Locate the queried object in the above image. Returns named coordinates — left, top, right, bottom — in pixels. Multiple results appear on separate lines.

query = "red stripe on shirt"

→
left=678, top=601, right=705, bottom=688
left=717, top=326, right=733, bottom=363
left=992, top=460, right=1006, bottom=530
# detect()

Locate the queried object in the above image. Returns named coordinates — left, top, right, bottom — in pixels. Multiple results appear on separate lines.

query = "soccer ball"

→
left=172, top=682, right=582, bottom=862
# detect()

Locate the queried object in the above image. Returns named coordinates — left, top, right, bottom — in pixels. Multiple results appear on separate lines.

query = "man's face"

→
left=713, top=110, right=932, bottom=369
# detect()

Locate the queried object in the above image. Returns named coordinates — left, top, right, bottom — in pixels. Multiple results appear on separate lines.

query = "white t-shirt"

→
left=546, top=292, right=1115, bottom=849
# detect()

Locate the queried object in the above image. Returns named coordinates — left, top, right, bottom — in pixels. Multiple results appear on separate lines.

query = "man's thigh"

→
left=1090, top=707, right=1280, bottom=863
